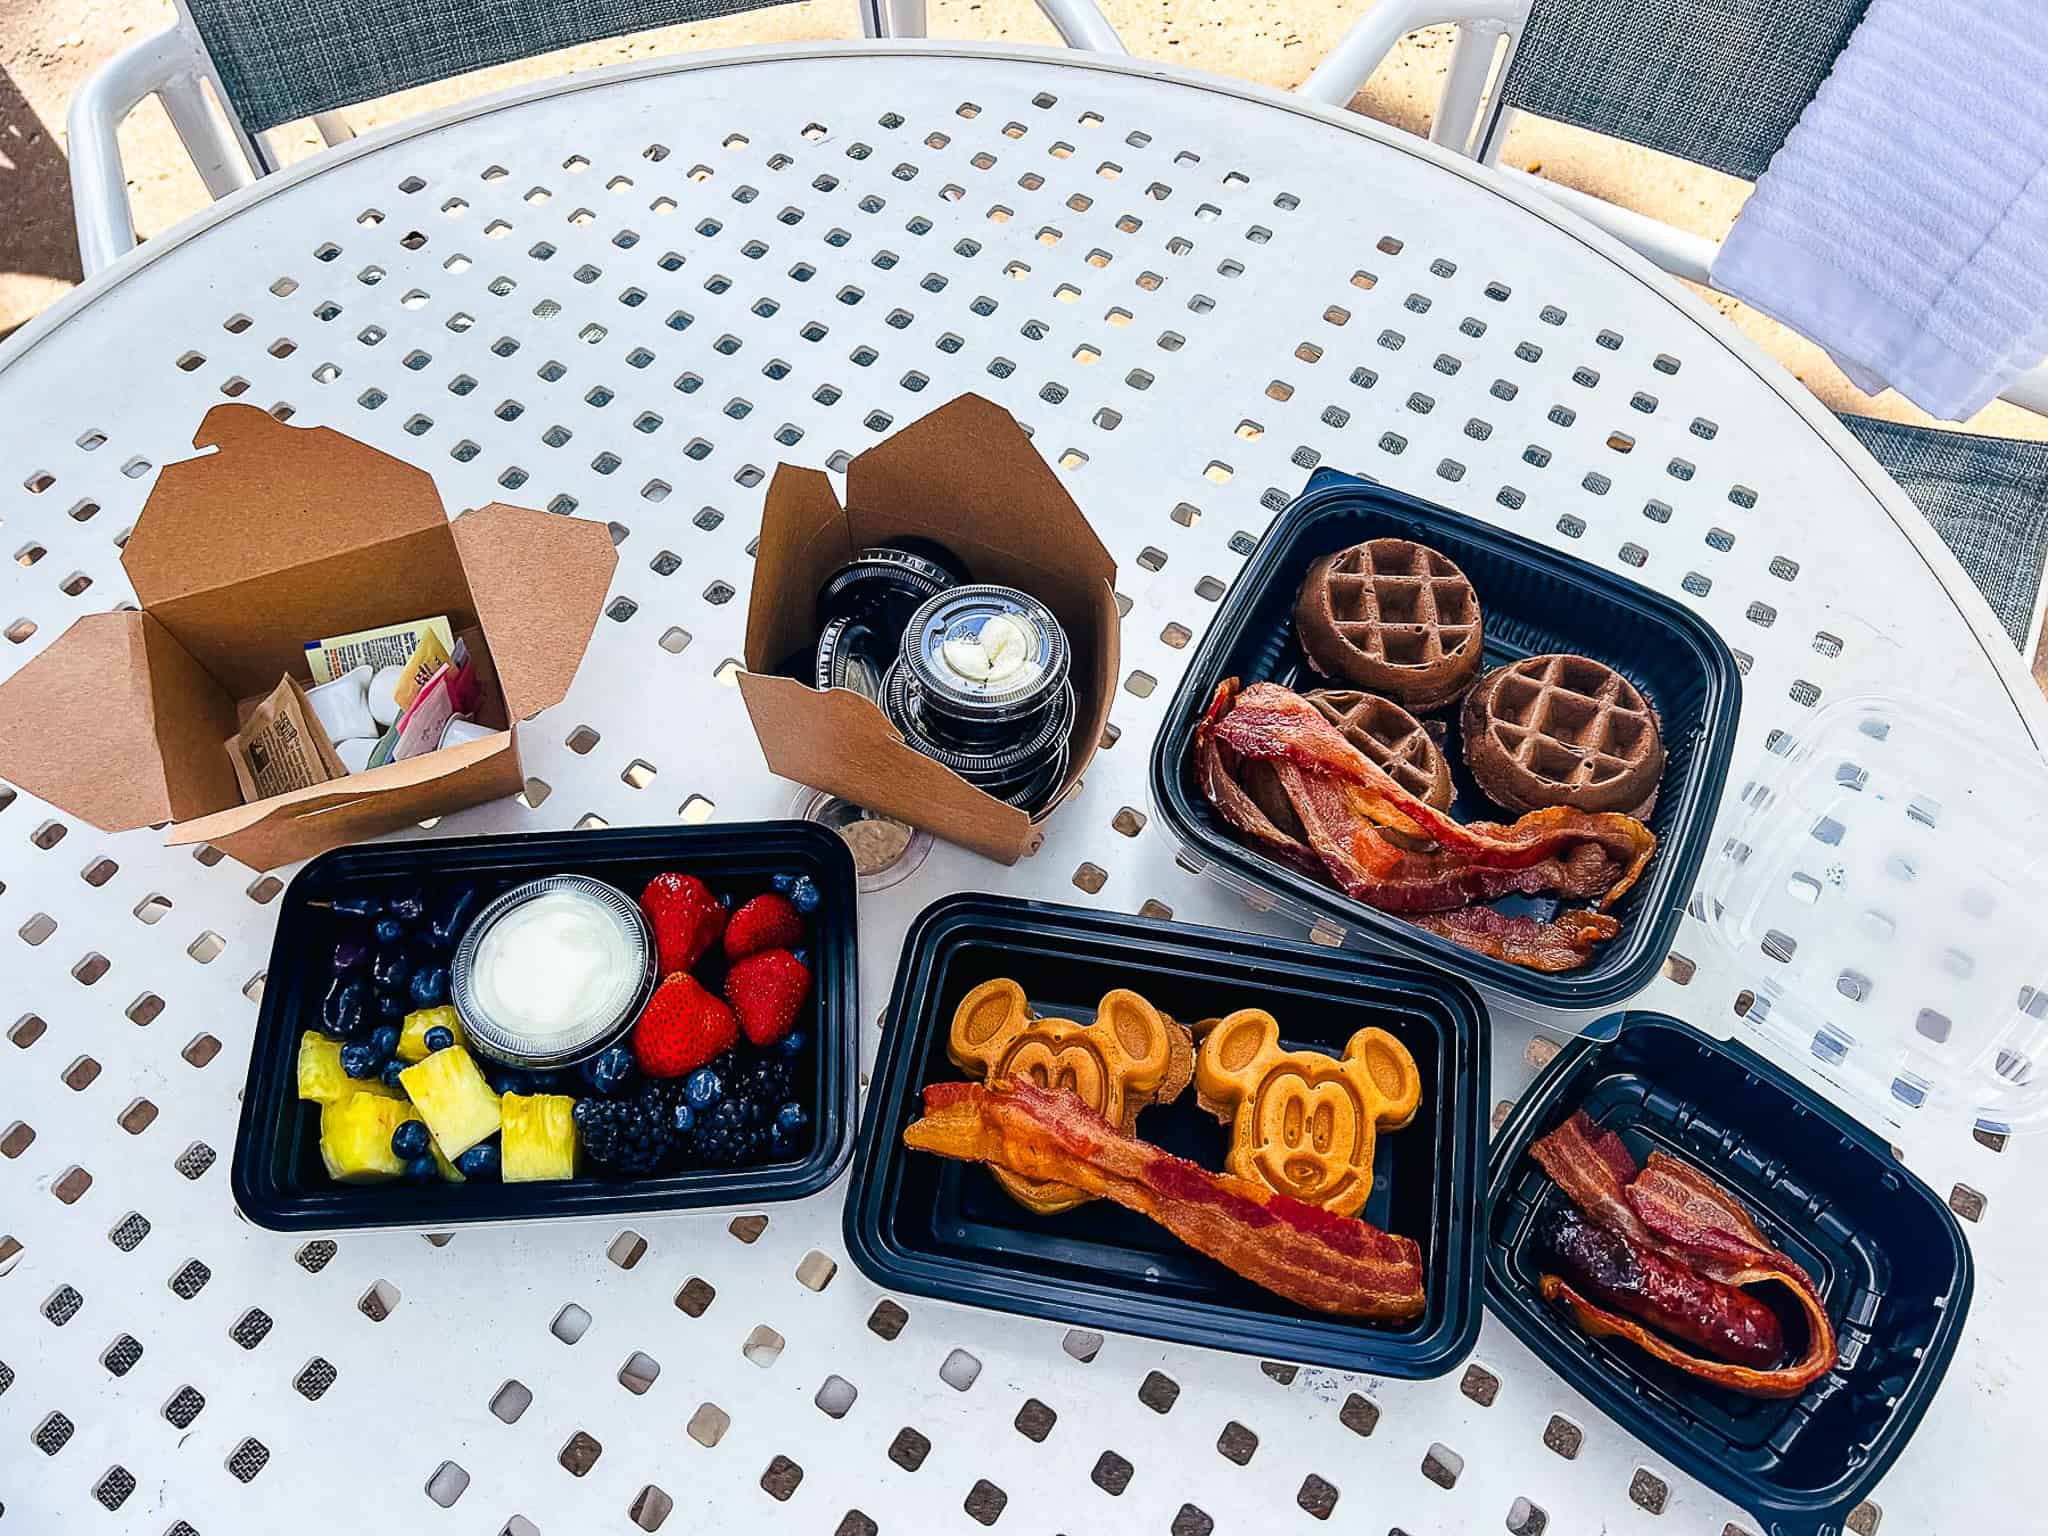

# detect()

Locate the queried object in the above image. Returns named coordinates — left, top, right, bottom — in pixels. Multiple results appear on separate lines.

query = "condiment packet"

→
left=304, top=615, right=454, bottom=686
left=391, top=627, right=451, bottom=711
left=392, top=655, right=478, bottom=761
left=227, top=676, right=346, bottom=801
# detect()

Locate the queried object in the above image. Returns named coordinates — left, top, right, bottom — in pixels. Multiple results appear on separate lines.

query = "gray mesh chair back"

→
left=182, top=0, right=787, bottom=143
left=1842, top=416, right=2048, bottom=648
left=1496, top=0, right=1872, bottom=179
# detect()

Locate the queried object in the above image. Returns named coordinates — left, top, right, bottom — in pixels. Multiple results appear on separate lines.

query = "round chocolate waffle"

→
left=1460, top=653, right=1664, bottom=816
left=1305, top=689, right=1453, bottom=809
left=1293, top=538, right=1483, bottom=711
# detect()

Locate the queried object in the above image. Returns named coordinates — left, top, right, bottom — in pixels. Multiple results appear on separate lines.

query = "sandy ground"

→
left=4, top=0, right=2045, bottom=459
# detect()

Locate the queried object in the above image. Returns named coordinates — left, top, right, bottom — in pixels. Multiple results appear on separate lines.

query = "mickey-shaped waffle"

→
left=949, top=978, right=1193, bottom=1214
left=1195, top=1011, right=1422, bottom=1218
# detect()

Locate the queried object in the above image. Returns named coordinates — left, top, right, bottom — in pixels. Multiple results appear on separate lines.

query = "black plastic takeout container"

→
left=1150, top=467, right=1743, bottom=1013
left=1487, top=1013, right=1973, bottom=1536
left=843, top=893, right=1488, bottom=1378
left=231, top=822, right=857, bottom=1232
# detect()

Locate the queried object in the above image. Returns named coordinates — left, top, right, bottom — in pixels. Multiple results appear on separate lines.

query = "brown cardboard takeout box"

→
left=0, top=405, right=615, bottom=870
left=738, top=394, right=1118, bottom=864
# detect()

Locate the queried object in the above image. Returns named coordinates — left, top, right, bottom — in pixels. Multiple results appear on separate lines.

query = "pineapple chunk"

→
left=319, top=1092, right=413, bottom=1182
left=501, top=1093, right=577, bottom=1182
left=398, top=1045, right=502, bottom=1156
left=298, top=1032, right=399, bottom=1104
left=430, top=1134, right=465, bottom=1183
left=397, top=1005, right=466, bottom=1063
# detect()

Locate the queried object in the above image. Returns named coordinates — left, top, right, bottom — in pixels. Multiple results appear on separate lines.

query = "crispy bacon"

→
left=1529, top=1111, right=1838, bottom=1398
left=1413, top=906, right=1621, bottom=972
left=1194, top=680, right=1655, bottom=970
left=905, top=1080, right=1427, bottom=1321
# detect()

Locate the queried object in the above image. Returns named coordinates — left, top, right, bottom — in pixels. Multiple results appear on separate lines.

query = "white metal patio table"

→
left=0, top=40, right=2037, bottom=1536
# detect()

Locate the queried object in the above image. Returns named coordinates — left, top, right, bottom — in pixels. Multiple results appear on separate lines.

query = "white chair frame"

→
left=1298, top=0, right=2048, bottom=417
left=67, top=0, right=1124, bottom=276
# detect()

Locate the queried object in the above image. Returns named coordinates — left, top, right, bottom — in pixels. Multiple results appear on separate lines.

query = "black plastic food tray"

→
left=844, top=893, right=1487, bottom=1377
left=1150, top=467, right=1742, bottom=1011
left=232, top=822, right=858, bottom=1232
left=1487, top=1013, right=1972, bottom=1536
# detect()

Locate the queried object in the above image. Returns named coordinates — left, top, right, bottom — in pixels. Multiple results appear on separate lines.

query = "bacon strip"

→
left=1194, top=679, right=1655, bottom=971
left=1529, top=1111, right=1838, bottom=1398
left=1206, top=680, right=1657, bottom=902
left=1413, top=906, right=1621, bottom=972
left=905, top=1080, right=1427, bottom=1321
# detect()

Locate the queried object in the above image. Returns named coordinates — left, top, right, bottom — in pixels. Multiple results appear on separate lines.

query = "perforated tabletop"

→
left=0, top=41, right=2037, bottom=1536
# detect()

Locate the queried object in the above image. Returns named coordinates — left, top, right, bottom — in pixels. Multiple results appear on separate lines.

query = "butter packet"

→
left=227, top=676, right=346, bottom=801
left=305, top=615, right=454, bottom=686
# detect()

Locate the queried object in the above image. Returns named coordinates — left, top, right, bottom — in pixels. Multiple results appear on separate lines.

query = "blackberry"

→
left=733, top=1054, right=794, bottom=1111
left=692, top=1098, right=768, bottom=1167
left=574, top=1092, right=680, bottom=1176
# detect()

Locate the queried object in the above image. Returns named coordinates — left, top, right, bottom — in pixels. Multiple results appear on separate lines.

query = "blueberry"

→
left=331, top=894, right=383, bottom=918
left=582, top=1045, right=637, bottom=1096
left=771, top=873, right=798, bottom=895
left=774, top=1101, right=809, bottom=1134
left=790, top=947, right=811, bottom=970
left=381, top=1059, right=408, bottom=1089
left=340, top=1041, right=381, bottom=1078
left=368, top=1025, right=401, bottom=1062
left=373, top=915, right=406, bottom=945
left=373, top=989, right=407, bottom=1021
left=387, top=887, right=428, bottom=924
left=408, top=965, right=451, bottom=1009
left=391, top=1119, right=431, bottom=1160
left=719, top=889, right=736, bottom=910
left=321, top=977, right=368, bottom=1039
left=683, top=1067, right=724, bottom=1110
left=455, top=1142, right=500, bottom=1179
left=527, top=1069, right=563, bottom=1092
left=788, top=875, right=822, bottom=915
left=670, top=1102, right=697, bottom=1135
left=403, top=1155, right=438, bottom=1183
left=372, top=947, right=412, bottom=991
left=331, top=934, right=371, bottom=973
left=423, top=1025, right=455, bottom=1053
left=776, top=1030, right=809, bottom=1060
left=487, top=1069, right=530, bottom=1097
left=428, top=885, right=480, bottom=947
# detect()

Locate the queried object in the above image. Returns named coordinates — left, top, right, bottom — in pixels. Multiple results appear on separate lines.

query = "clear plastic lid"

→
left=1699, top=693, right=2048, bottom=1134
left=904, top=585, right=1069, bottom=718
left=451, top=875, right=657, bottom=1067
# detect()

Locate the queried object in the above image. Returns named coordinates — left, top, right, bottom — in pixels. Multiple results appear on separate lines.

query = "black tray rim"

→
left=842, top=890, right=1490, bottom=1379
left=1148, top=466, right=1744, bottom=1011
left=230, top=821, right=860, bottom=1232
left=1483, top=1010, right=1976, bottom=1533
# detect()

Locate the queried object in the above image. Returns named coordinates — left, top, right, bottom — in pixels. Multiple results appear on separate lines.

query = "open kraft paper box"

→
left=0, top=405, right=615, bottom=870
left=739, top=394, right=1118, bottom=865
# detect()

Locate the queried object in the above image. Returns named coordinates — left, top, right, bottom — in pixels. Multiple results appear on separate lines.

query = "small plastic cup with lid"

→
left=451, top=875, right=657, bottom=1068
left=901, top=585, right=1071, bottom=751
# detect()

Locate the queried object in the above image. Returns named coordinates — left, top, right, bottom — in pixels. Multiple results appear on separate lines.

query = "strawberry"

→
left=640, top=872, right=725, bottom=975
left=724, top=948, right=811, bottom=1048
left=631, top=972, right=737, bottom=1077
left=723, top=893, right=802, bottom=961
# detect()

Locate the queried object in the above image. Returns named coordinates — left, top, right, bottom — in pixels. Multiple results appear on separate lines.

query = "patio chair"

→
left=67, top=0, right=1124, bottom=276
left=1300, top=0, right=2048, bottom=651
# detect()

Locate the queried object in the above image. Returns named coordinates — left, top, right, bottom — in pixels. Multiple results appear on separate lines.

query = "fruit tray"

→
left=842, top=893, right=1488, bottom=1378
left=231, top=822, right=857, bottom=1231
left=1486, top=1012, right=1973, bottom=1536
left=1148, top=467, right=1743, bottom=1015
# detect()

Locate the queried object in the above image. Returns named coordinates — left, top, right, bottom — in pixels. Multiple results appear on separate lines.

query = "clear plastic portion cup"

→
left=1699, top=692, right=2048, bottom=1135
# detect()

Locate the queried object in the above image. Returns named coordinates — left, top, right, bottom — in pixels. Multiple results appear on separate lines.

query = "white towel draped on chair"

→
left=1712, top=0, right=2048, bottom=421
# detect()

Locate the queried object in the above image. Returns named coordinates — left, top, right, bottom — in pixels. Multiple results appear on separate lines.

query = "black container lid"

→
left=815, top=544, right=961, bottom=635
left=813, top=615, right=890, bottom=701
